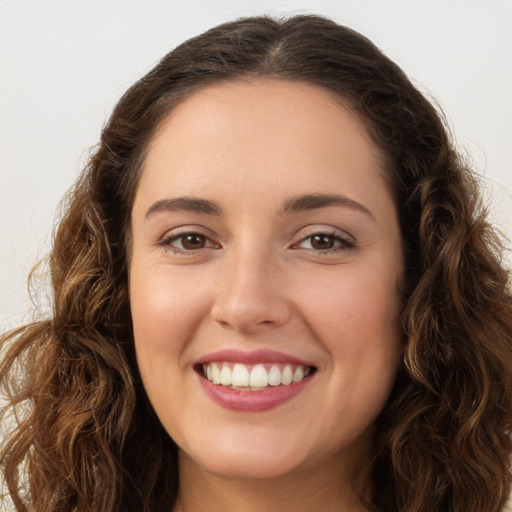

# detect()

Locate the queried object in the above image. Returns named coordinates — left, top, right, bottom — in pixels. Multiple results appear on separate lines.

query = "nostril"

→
left=210, top=276, right=292, bottom=333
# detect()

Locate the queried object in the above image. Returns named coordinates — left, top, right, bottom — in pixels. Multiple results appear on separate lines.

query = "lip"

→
left=196, top=348, right=314, bottom=367
left=195, top=349, right=316, bottom=412
left=197, top=372, right=314, bottom=412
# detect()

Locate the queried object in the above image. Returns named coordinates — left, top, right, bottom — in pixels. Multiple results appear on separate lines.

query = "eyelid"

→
left=294, top=224, right=355, bottom=241
left=158, top=226, right=221, bottom=253
left=291, top=225, right=356, bottom=253
left=156, top=224, right=355, bottom=255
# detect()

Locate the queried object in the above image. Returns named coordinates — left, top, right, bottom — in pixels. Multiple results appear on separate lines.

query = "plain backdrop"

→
left=1, top=0, right=511, bottom=331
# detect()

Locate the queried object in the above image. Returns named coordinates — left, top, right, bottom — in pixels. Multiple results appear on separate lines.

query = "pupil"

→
left=183, top=234, right=205, bottom=250
left=312, top=235, right=334, bottom=250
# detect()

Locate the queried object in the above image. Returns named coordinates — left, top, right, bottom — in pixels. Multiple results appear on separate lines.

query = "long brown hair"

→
left=1, top=14, right=511, bottom=512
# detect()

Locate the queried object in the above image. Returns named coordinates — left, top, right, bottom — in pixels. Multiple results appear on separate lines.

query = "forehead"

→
left=134, top=79, right=392, bottom=217
left=148, top=78, right=378, bottom=159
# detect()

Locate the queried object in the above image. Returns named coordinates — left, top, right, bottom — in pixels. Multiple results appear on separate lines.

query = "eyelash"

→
left=159, top=231, right=217, bottom=254
left=158, top=229, right=355, bottom=255
left=293, top=230, right=355, bottom=254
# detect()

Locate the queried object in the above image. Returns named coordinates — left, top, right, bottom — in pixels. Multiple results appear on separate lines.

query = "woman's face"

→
left=129, top=80, right=403, bottom=481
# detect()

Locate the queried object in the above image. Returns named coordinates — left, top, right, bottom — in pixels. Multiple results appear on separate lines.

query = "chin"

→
left=178, top=429, right=313, bottom=481
left=190, top=451, right=306, bottom=481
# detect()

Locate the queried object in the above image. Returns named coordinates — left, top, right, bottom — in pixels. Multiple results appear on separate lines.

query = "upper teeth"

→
left=203, top=362, right=311, bottom=389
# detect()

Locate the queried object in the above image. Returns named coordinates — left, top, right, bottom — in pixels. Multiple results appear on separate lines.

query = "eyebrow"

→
left=145, top=193, right=376, bottom=221
left=145, top=197, right=224, bottom=218
left=280, top=193, right=376, bottom=221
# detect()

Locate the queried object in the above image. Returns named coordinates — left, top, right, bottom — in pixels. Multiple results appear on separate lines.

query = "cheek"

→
left=129, top=265, right=215, bottom=416
left=295, top=264, right=403, bottom=407
left=130, top=266, right=211, bottom=353
left=129, top=266, right=213, bottom=428
left=295, top=262, right=402, bottom=345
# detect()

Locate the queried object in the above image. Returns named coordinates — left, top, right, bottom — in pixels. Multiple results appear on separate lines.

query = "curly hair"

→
left=1, top=14, right=511, bottom=512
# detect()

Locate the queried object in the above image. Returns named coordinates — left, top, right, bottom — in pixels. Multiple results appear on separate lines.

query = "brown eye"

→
left=295, top=231, right=354, bottom=254
left=310, top=234, right=336, bottom=250
left=162, top=231, right=216, bottom=253
left=181, top=234, right=207, bottom=250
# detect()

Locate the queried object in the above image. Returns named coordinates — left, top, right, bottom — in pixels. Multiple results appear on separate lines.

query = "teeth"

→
left=292, top=366, right=304, bottom=383
left=212, top=364, right=221, bottom=384
left=220, top=365, right=231, bottom=386
left=268, top=364, right=281, bottom=386
left=232, top=363, right=249, bottom=387
left=202, top=362, right=312, bottom=389
left=281, top=365, right=293, bottom=385
left=250, top=364, right=268, bottom=387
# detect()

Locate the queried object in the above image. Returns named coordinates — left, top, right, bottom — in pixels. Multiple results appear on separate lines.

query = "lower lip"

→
left=198, top=373, right=314, bottom=412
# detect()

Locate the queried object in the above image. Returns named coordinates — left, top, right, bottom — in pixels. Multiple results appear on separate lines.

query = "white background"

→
left=1, top=0, right=511, bottom=331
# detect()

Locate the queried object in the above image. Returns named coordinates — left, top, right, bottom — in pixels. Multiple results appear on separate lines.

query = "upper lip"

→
left=196, top=348, right=315, bottom=367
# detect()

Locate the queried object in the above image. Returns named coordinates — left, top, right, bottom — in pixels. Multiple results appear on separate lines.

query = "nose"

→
left=210, top=250, right=291, bottom=334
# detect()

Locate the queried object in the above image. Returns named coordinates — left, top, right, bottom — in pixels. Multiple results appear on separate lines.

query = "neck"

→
left=174, top=449, right=370, bottom=512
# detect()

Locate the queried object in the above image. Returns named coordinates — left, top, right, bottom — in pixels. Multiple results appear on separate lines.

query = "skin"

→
left=129, top=79, right=404, bottom=512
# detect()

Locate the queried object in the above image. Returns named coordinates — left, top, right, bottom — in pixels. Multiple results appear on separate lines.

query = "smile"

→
left=195, top=350, right=317, bottom=411
left=201, top=362, right=314, bottom=390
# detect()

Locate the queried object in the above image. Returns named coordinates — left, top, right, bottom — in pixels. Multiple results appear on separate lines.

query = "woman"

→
left=1, top=14, right=511, bottom=512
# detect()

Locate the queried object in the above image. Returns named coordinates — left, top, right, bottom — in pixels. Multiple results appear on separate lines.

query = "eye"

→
left=160, top=231, right=218, bottom=253
left=177, top=233, right=208, bottom=250
left=295, top=231, right=354, bottom=253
